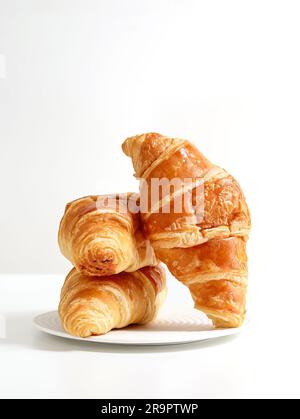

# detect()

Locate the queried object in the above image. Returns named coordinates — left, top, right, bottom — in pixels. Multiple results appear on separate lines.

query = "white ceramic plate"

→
left=34, top=308, right=246, bottom=346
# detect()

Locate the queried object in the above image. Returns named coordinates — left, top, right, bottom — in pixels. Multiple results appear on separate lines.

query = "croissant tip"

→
left=122, top=133, right=165, bottom=157
left=121, top=139, right=127, bottom=153
left=122, top=136, right=139, bottom=160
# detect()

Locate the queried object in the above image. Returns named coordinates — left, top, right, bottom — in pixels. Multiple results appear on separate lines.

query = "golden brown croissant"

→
left=59, top=265, right=167, bottom=338
left=58, top=193, right=157, bottom=276
left=122, top=133, right=251, bottom=328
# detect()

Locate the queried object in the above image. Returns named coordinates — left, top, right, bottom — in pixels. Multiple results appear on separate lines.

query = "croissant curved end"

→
left=122, top=134, right=145, bottom=157
left=122, top=133, right=175, bottom=178
left=61, top=310, right=111, bottom=338
left=121, top=136, right=135, bottom=157
left=122, top=132, right=162, bottom=156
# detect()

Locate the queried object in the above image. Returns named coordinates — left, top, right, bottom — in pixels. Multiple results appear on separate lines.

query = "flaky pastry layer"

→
left=122, top=133, right=251, bottom=328
left=59, top=265, right=167, bottom=338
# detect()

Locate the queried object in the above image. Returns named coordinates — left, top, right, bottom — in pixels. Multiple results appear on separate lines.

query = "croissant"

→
left=58, top=193, right=157, bottom=276
left=122, top=133, right=251, bottom=328
left=59, top=265, right=167, bottom=338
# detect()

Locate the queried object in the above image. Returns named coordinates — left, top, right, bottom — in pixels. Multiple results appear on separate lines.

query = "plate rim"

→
left=33, top=310, right=247, bottom=346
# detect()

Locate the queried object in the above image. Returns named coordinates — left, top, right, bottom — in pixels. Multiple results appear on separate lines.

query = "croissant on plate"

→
left=59, top=265, right=167, bottom=338
left=122, top=133, right=251, bottom=328
left=58, top=193, right=157, bottom=277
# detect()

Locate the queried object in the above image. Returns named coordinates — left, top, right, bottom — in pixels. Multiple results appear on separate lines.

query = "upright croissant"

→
left=122, top=133, right=251, bottom=328
left=58, top=193, right=157, bottom=276
left=59, top=265, right=167, bottom=338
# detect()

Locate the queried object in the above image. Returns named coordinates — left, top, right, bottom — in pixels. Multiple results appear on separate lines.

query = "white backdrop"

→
left=0, top=0, right=299, bottom=286
left=2, top=1, right=300, bottom=399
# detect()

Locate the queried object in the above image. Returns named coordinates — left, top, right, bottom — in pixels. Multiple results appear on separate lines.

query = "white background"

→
left=0, top=0, right=300, bottom=399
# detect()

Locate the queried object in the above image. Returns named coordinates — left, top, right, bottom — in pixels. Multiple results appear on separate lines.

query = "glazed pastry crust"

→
left=58, top=193, right=157, bottom=277
left=123, top=134, right=250, bottom=249
left=59, top=265, right=167, bottom=338
left=122, top=133, right=251, bottom=328
left=157, top=237, right=248, bottom=328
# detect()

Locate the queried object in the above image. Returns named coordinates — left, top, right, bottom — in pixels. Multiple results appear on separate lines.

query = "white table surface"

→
left=0, top=273, right=299, bottom=399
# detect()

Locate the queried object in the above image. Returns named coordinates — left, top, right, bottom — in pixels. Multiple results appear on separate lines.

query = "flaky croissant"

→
left=59, top=265, right=167, bottom=338
left=58, top=194, right=157, bottom=276
left=122, top=133, right=251, bottom=328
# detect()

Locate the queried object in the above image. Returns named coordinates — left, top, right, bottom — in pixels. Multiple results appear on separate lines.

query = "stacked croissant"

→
left=58, top=133, right=251, bottom=337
